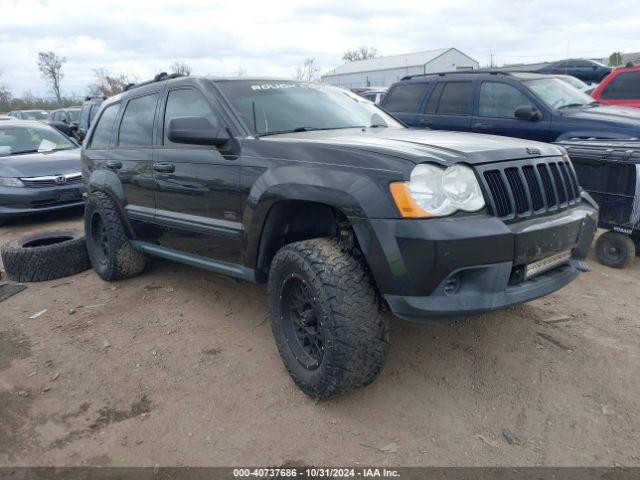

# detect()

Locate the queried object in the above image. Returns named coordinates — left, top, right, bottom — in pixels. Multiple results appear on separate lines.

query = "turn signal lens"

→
left=389, top=182, right=433, bottom=218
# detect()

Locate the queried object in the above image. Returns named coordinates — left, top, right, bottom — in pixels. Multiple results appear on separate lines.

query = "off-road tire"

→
left=268, top=238, right=388, bottom=399
left=595, top=231, right=636, bottom=268
left=1, top=229, right=90, bottom=282
left=84, top=191, right=146, bottom=281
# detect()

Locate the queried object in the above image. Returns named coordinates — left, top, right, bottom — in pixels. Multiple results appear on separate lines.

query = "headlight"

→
left=0, top=177, right=24, bottom=187
left=389, top=164, right=485, bottom=218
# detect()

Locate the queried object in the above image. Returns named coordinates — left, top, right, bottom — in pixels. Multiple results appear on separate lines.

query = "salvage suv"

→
left=81, top=74, right=598, bottom=398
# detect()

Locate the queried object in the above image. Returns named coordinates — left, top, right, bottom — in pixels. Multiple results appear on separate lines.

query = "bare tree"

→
left=294, top=57, right=321, bottom=82
left=87, top=69, right=135, bottom=97
left=37, top=51, right=66, bottom=103
left=342, top=47, right=379, bottom=63
left=170, top=60, right=192, bottom=76
left=0, top=71, right=11, bottom=108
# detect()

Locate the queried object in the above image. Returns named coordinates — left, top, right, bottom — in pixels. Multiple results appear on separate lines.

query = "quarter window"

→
left=601, top=72, right=640, bottom=100
left=118, top=93, right=159, bottom=147
left=383, top=84, right=428, bottom=113
left=479, top=82, right=533, bottom=118
left=163, top=88, right=218, bottom=145
left=89, top=104, right=119, bottom=149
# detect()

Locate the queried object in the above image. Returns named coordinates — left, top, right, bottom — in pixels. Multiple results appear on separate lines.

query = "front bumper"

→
left=0, top=184, right=85, bottom=220
left=354, top=200, right=598, bottom=321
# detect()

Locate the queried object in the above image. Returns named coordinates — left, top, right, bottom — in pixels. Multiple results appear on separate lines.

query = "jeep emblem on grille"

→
left=526, top=147, right=541, bottom=155
left=55, top=175, right=66, bottom=184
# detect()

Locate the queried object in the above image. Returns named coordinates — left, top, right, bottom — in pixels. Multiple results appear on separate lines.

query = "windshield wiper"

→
left=10, top=149, right=39, bottom=155
left=369, top=124, right=388, bottom=128
left=256, top=126, right=365, bottom=137
left=558, top=103, right=587, bottom=110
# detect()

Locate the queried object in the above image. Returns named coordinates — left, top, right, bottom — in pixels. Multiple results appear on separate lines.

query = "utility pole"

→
left=490, top=53, right=494, bottom=69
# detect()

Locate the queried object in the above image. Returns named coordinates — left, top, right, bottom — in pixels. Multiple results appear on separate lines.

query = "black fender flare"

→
left=242, top=164, right=400, bottom=271
left=86, top=169, right=136, bottom=237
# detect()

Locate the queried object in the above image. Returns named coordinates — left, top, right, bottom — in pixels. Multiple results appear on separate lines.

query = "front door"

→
left=471, top=81, right=553, bottom=142
left=153, top=87, right=241, bottom=264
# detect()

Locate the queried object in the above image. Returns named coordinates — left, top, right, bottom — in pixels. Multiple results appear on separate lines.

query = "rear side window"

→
left=79, top=106, right=90, bottom=130
left=435, top=82, right=473, bottom=115
left=118, top=93, right=159, bottom=147
left=383, top=83, right=428, bottom=112
left=601, top=72, right=640, bottom=100
left=89, top=104, right=119, bottom=149
left=479, top=82, right=532, bottom=118
left=163, top=88, right=219, bottom=145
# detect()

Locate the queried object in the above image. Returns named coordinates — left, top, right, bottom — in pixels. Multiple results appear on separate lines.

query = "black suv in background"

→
left=537, top=59, right=611, bottom=83
left=381, top=71, right=640, bottom=142
left=77, top=96, right=105, bottom=141
left=81, top=74, right=597, bottom=398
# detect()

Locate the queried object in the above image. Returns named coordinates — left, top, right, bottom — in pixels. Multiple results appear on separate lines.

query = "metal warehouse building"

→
left=321, top=48, right=479, bottom=89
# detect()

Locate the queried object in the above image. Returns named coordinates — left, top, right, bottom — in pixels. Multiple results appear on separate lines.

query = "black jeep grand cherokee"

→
left=81, top=74, right=597, bottom=398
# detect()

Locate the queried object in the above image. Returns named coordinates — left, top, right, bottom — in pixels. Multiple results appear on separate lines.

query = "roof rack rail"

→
left=124, top=72, right=184, bottom=91
left=84, top=95, right=107, bottom=101
left=400, top=70, right=513, bottom=81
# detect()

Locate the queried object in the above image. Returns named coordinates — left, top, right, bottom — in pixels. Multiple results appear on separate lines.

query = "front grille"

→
left=20, top=174, right=83, bottom=188
left=480, top=157, right=581, bottom=222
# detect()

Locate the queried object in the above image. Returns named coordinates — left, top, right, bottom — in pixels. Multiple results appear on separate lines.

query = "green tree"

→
left=609, top=51, right=623, bottom=67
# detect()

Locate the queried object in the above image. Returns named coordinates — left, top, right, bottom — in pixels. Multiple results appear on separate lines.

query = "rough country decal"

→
left=251, top=83, right=324, bottom=91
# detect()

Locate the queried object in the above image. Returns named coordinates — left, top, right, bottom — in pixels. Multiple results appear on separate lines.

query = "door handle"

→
left=153, top=162, right=175, bottom=173
left=473, top=122, right=492, bottom=130
left=105, top=160, right=122, bottom=170
left=416, top=118, right=433, bottom=126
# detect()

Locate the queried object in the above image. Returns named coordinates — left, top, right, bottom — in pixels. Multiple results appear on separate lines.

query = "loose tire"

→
left=595, top=231, right=636, bottom=268
left=268, top=238, right=388, bottom=399
left=1, top=229, right=90, bottom=282
left=84, top=191, right=146, bottom=281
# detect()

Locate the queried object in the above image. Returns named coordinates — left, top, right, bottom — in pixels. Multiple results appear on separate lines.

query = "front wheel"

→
left=268, top=238, right=388, bottom=399
left=595, top=231, right=636, bottom=268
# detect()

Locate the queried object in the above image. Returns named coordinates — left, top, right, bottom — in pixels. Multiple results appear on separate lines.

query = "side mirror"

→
left=514, top=105, right=541, bottom=121
left=167, top=116, right=229, bottom=147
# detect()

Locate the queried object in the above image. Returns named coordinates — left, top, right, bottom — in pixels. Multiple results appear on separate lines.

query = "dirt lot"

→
left=1, top=208, right=639, bottom=467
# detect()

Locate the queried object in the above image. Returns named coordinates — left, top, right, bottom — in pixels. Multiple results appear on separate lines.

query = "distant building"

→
left=321, top=48, right=479, bottom=89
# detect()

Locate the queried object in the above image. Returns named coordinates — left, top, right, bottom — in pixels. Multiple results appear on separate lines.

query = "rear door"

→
left=113, top=91, right=161, bottom=223
left=415, top=80, right=474, bottom=132
left=153, top=86, right=241, bottom=264
left=471, top=80, right=552, bottom=141
left=381, top=82, right=429, bottom=126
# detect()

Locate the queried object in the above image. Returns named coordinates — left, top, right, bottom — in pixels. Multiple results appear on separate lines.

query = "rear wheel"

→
left=595, top=231, right=636, bottom=268
left=268, top=238, right=388, bottom=399
left=84, top=191, right=146, bottom=281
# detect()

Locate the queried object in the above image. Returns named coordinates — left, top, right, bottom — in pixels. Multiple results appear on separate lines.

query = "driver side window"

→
left=163, top=88, right=219, bottom=145
left=479, top=82, right=533, bottom=119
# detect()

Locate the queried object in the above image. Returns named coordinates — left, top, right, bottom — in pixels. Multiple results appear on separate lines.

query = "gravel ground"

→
left=1, top=208, right=639, bottom=467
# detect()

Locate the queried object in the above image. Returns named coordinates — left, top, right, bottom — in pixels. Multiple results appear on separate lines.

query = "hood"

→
left=0, top=148, right=82, bottom=178
left=559, top=105, right=640, bottom=129
left=263, top=128, right=563, bottom=165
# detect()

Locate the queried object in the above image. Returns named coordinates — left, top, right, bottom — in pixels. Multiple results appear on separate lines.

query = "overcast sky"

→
left=1, top=0, right=639, bottom=97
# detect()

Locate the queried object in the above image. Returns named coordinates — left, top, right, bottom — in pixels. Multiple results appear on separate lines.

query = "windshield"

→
left=0, top=124, right=75, bottom=156
left=215, top=80, right=403, bottom=135
left=525, top=78, right=596, bottom=109
left=20, top=110, right=49, bottom=120
left=67, top=109, right=80, bottom=122
left=556, top=75, right=586, bottom=90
